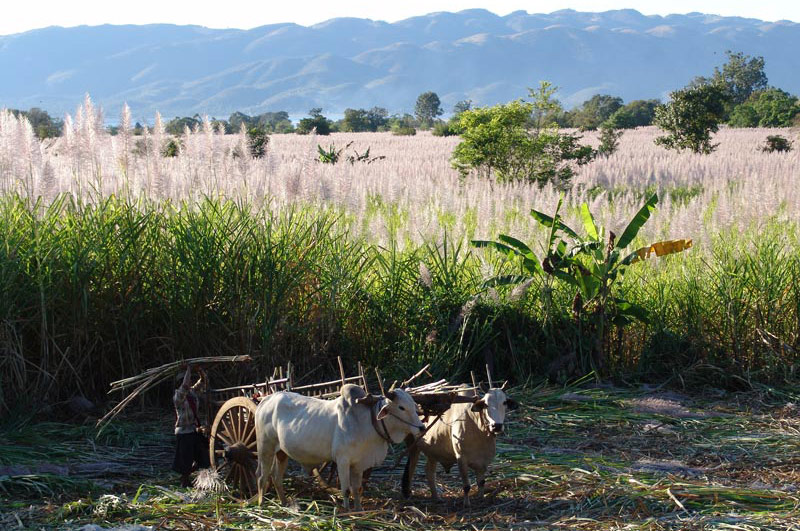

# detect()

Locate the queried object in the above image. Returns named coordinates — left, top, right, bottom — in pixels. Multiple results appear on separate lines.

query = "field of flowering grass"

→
left=0, top=99, right=799, bottom=413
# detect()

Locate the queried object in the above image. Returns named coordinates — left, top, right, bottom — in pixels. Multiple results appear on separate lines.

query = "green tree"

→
left=415, top=91, right=443, bottom=128
left=339, top=107, right=387, bottom=132
left=729, top=88, right=800, bottom=127
left=165, top=115, right=202, bottom=135
left=452, top=83, right=595, bottom=188
left=366, top=107, right=389, bottom=131
left=712, top=51, right=768, bottom=108
left=604, top=99, right=659, bottom=129
left=10, top=107, right=63, bottom=138
left=341, top=108, right=370, bottom=132
left=566, top=94, right=623, bottom=130
left=452, top=99, right=472, bottom=117
left=296, top=108, right=333, bottom=135
left=528, top=81, right=564, bottom=128
left=654, top=84, right=727, bottom=154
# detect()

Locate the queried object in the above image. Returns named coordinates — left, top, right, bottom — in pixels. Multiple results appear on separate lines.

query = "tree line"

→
left=6, top=50, right=798, bottom=143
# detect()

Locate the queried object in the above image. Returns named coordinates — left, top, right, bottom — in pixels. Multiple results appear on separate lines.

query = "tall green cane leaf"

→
left=473, top=238, right=542, bottom=276
left=497, top=234, right=536, bottom=260
left=580, top=203, right=599, bottom=241
left=616, top=193, right=658, bottom=249
left=471, top=239, right=522, bottom=257
left=530, top=208, right=579, bottom=241
left=481, top=274, right=531, bottom=289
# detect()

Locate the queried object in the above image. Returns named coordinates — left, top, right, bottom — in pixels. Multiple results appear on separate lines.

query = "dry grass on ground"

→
left=2, top=384, right=800, bottom=530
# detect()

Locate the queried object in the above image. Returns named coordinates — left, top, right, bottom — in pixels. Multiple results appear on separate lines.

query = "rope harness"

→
left=370, top=398, right=395, bottom=444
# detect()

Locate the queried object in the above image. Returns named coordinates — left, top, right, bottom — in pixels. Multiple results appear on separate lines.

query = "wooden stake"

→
left=375, top=368, right=386, bottom=396
left=286, top=362, right=293, bottom=391
left=337, top=356, right=346, bottom=387
left=358, top=362, right=368, bottom=393
left=402, top=363, right=431, bottom=388
left=485, top=364, right=493, bottom=389
left=471, top=371, right=478, bottom=397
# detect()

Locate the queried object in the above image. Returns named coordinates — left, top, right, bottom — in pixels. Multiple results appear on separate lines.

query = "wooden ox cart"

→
left=205, top=361, right=478, bottom=500
left=205, top=360, right=370, bottom=499
left=98, top=354, right=478, bottom=500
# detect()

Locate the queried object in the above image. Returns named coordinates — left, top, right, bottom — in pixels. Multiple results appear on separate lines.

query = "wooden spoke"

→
left=242, top=409, right=253, bottom=440
left=221, top=416, right=236, bottom=443
left=215, top=430, right=235, bottom=448
left=234, top=408, right=243, bottom=439
left=238, top=464, right=247, bottom=495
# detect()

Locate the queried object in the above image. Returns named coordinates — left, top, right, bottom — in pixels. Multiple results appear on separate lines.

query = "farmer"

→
left=173, top=364, right=210, bottom=487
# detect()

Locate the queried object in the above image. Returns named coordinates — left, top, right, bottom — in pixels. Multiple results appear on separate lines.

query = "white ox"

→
left=255, top=384, right=423, bottom=511
left=401, top=388, right=518, bottom=507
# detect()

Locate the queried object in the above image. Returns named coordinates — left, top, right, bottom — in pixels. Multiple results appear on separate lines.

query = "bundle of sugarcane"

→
left=405, top=378, right=478, bottom=416
left=96, top=355, right=252, bottom=431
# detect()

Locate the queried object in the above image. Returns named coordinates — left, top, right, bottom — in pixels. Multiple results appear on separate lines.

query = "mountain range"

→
left=1, top=9, right=798, bottom=120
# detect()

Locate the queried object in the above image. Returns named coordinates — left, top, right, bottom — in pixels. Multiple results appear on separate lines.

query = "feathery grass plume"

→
left=17, top=114, right=41, bottom=199
left=509, top=278, right=533, bottom=302
left=117, top=103, right=132, bottom=190
left=418, top=261, right=433, bottom=288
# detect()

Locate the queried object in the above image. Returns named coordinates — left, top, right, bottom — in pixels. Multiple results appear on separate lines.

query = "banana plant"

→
left=473, top=193, right=692, bottom=374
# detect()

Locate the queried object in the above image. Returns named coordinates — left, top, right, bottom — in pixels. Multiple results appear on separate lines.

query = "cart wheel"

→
left=209, top=396, right=258, bottom=500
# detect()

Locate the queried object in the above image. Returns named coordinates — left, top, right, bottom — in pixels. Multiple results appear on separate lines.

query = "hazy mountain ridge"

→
left=1, top=9, right=798, bottom=119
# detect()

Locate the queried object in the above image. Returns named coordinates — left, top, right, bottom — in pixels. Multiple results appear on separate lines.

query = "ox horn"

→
left=386, top=389, right=397, bottom=401
left=501, top=380, right=508, bottom=390
left=355, top=394, right=381, bottom=407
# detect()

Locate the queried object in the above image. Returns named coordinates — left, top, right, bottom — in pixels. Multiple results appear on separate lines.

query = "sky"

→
left=2, top=0, right=798, bottom=36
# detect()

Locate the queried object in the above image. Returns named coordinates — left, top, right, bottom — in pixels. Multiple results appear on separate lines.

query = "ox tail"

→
left=401, top=445, right=420, bottom=499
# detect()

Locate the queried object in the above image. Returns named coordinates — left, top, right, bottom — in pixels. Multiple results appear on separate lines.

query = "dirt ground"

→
left=2, top=384, right=800, bottom=530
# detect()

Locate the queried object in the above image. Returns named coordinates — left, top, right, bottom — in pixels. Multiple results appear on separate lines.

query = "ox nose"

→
left=492, top=423, right=504, bottom=434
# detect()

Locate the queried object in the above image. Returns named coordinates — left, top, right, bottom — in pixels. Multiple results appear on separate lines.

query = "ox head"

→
left=470, top=389, right=519, bottom=435
left=357, top=389, right=424, bottom=436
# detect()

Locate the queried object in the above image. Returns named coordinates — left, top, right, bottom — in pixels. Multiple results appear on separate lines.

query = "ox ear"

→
left=376, top=404, right=390, bottom=420
left=504, top=398, right=519, bottom=411
left=355, top=394, right=380, bottom=407
left=385, top=390, right=397, bottom=402
left=471, top=398, right=488, bottom=412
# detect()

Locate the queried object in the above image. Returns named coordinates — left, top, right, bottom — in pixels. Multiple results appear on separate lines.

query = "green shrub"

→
left=597, top=124, right=624, bottom=158
left=247, top=128, right=269, bottom=158
left=431, top=121, right=461, bottom=137
left=452, top=96, right=595, bottom=187
left=161, top=139, right=181, bottom=157
left=762, top=135, right=793, bottom=153
left=391, top=124, right=417, bottom=136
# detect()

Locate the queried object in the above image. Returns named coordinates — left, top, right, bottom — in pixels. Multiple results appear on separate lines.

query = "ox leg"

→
left=350, top=466, right=364, bottom=511
left=257, top=445, right=276, bottom=506
left=476, top=466, right=487, bottom=500
left=337, top=459, right=352, bottom=511
left=402, top=447, right=420, bottom=499
left=425, top=458, right=440, bottom=501
left=273, top=450, right=290, bottom=505
left=457, top=458, right=471, bottom=508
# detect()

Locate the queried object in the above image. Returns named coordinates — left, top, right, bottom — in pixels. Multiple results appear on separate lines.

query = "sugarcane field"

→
left=2, top=60, right=800, bottom=530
